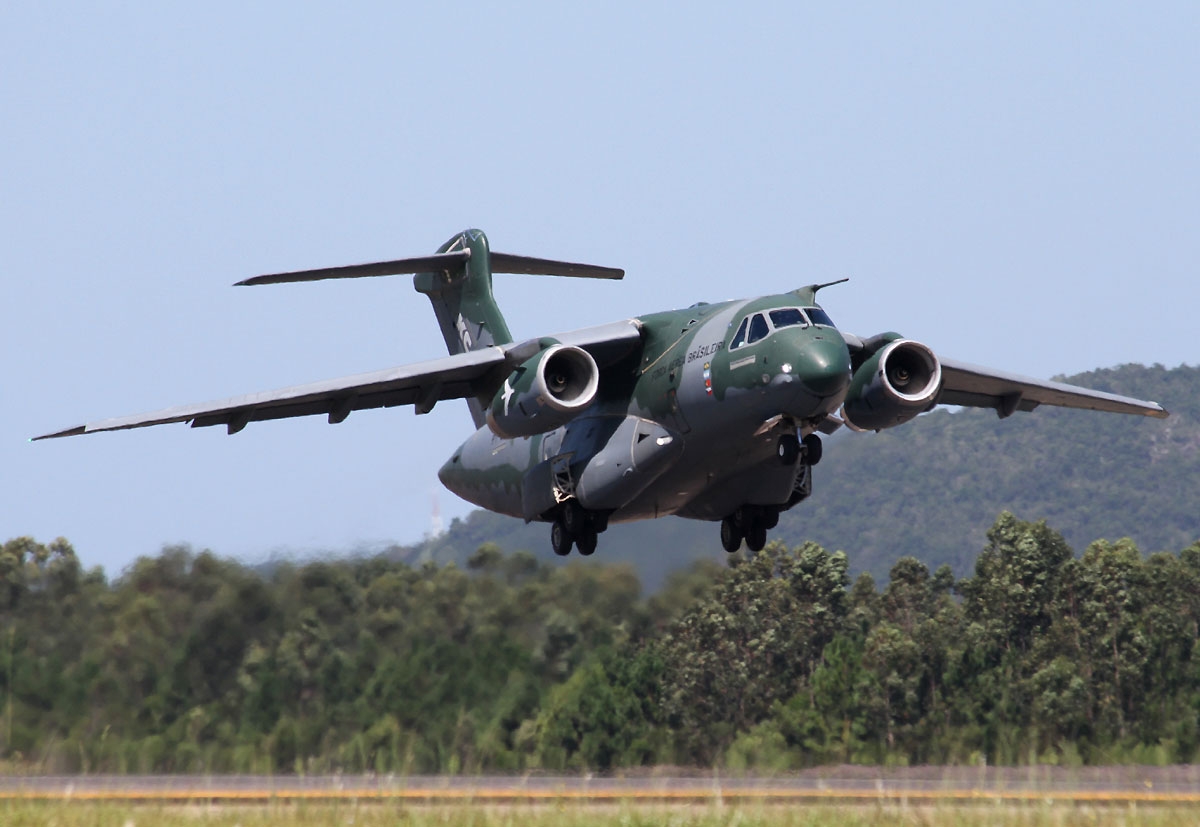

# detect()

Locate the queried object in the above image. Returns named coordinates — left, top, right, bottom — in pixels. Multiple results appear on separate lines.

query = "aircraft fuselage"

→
left=438, top=293, right=852, bottom=526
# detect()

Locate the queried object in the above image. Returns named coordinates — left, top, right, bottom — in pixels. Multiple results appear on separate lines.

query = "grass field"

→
left=4, top=801, right=1200, bottom=827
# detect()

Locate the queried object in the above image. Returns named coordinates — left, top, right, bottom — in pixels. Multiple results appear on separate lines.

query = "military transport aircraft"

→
left=38, top=229, right=1169, bottom=556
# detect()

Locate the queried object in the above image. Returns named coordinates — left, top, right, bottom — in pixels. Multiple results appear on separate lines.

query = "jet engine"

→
left=842, top=339, right=941, bottom=431
left=487, top=345, right=599, bottom=438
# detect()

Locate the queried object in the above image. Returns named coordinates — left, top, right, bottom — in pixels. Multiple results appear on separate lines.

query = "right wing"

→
left=34, top=348, right=509, bottom=440
left=35, top=320, right=644, bottom=440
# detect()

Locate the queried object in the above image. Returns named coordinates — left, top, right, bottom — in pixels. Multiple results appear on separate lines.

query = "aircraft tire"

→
left=562, top=500, right=587, bottom=535
left=777, top=433, right=800, bottom=465
left=576, top=530, right=598, bottom=556
left=551, top=520, right=573, bottom=556
left=720, top=517, right=742, bottom=553
left=763, top=508, right=779, bottom=530
left=803, top=433, right=823, bottom=466
left=746, top=523, right=768, bottom=552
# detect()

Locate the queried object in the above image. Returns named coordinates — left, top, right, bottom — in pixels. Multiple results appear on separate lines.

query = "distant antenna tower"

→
left=429, top=490, right=444, bottom=538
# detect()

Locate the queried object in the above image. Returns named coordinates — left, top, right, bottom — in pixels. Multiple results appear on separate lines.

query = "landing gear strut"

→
left=550, top=502, right=607, bottom=556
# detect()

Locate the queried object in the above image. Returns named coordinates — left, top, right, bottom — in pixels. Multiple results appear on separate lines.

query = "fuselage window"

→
left=804, top=307, right=836, bottom=328
left=768, top=308, right=807, bottom=329
left=747, top=313, right=770, bottom=344
left=729, top=317, right=749, bottom=349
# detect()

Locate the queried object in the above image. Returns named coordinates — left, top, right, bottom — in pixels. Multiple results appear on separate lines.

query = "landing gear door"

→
left=665, top=387, right=691, bottom=434
left=522, top=453, right=575, bottom=523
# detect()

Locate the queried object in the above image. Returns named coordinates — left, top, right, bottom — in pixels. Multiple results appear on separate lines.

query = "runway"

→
left=3, top=768, right=1200, bottom=805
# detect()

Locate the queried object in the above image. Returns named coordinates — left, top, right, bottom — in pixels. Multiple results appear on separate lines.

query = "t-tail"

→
left=413, top=229, right=513, bottom=360
left=237, top=228, right=624, bottom=427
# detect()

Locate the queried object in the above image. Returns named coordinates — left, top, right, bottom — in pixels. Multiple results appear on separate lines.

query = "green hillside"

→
left=406, top=363, right=1200, bottom=587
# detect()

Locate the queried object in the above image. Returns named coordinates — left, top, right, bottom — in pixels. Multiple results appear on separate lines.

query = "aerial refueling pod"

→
left=487, top=345, right=599, bottom=438
left=842, top=339, right=941, bottom=431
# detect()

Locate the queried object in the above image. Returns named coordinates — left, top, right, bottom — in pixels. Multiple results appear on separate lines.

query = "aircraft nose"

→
left=798, top=337, right=851, bottom=399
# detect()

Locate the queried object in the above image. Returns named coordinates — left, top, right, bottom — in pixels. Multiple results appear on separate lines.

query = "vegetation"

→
left=6, top=802, right=1197, bottom=827
left=3, top=510, right=1200, bottom=774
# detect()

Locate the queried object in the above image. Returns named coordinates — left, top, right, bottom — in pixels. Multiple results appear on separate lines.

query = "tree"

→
left=659, top=542, right=849, bottom=763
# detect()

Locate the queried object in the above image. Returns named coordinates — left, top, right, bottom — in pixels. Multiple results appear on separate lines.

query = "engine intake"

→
left=487, top=345, right=599, bottom=438
left=842, top=339, right=941, bottom=431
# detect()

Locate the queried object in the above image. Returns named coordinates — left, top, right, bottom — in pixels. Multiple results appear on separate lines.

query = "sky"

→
left=4, top=3, right=1197, bottom=577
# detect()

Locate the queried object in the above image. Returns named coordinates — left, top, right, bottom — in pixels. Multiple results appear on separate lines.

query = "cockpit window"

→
left=729, top=317, right=749, bottom=349
left=747, top=313, right=770, bottom=344
left=768, top=308, right=807, bottom=329
left=804, top=307, right=836, bottom=327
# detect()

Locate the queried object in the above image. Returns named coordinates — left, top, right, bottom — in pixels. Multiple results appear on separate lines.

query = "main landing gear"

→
left=720, top=506, right=779, bottom=552
left=721, top=433, right=823, bottom=553
left=551, top=500, right=608, bottom=557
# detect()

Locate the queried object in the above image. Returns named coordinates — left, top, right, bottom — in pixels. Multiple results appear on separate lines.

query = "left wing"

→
left=841, top=332, right=1168, bottom=419
left=936, top=358, right=1168, bottom=419
left=35, top=320, right=644, bottom=440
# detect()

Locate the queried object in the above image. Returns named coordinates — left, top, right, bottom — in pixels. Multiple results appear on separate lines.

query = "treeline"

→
left=2, top=514, right=1199, bottom=773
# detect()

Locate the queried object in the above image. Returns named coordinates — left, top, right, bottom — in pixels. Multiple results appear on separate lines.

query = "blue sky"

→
left=4, top=3, right=1197, bottom=575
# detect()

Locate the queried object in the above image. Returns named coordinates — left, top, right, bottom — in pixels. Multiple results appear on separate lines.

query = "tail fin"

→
left=413, top=229, right=513, bottom=357
left=239, top=228, right=623, bottom=428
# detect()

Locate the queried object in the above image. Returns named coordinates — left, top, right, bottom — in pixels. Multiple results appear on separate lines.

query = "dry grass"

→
left=3, top=801, right=1199, bottom=827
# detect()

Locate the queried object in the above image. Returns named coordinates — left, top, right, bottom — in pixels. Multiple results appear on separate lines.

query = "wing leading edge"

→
left=35, top=320, right=644, bottom=440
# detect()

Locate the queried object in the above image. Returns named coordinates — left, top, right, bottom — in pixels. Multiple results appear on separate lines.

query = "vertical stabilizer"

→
left=413, top=229, right=513, bottom=426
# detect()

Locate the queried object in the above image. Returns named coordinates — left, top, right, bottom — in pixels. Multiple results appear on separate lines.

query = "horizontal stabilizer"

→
left=489, top=253, right=624, bottom=280
left=238, top=249, right=623, bottom=287
left=237, top=250, right=471, bottom=286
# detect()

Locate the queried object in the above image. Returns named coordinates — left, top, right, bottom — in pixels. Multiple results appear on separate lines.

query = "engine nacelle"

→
left=842, top=339, right=941, bottom=431
left=487, top=345, right=599, bottom=438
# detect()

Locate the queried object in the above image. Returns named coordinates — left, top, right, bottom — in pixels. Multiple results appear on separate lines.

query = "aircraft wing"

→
left=936, top=358, right=1169, bottom=419
left=34, top=320, right=645, bottom=440
left=34, top=348, right=510, bottom=440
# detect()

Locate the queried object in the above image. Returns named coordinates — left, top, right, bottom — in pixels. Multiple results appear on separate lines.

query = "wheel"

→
left=777, top=433, right=800, bottom=465
left=762, top=508, right=779, bottom=530
left=592, top=511, right=610, bottom=534
left=746, top=522, right=768, bottom=552
left=576, top=530, right=598, bottom=556
left=803, top=433, right=823, bottom=466
left=720, top=517, right=743, bottom=553
left=551, top=519, right=573, bottom=556
left=562, top=500, right=586, bottom=534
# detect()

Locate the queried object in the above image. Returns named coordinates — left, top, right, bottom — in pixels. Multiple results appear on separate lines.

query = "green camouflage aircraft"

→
left=38, top=229, right=1169, bottom=556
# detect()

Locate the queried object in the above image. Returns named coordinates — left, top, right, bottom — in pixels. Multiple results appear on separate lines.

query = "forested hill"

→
left=407, top=363, right=1200, bottom=588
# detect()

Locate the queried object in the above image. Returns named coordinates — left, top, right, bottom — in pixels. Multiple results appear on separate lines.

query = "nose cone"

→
left=438, top=451, right=465, bottom=495
left=799, top=337, right=852, bottom=399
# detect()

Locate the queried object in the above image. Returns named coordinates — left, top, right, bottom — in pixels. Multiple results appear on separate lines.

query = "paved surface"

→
left=2, top=768, right=1200, bottom=804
